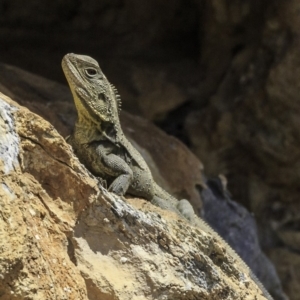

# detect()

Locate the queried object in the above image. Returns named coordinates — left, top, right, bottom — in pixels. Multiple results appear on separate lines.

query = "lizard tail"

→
left=153, top=182, right=179, bottom=208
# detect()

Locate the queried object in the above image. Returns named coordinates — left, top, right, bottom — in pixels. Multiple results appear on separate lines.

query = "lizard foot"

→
left=177, top=199, right=195, bottom=221
left=108, top=174, right=131, bottom=196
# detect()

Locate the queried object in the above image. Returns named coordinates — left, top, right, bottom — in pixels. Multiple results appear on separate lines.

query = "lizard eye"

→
left=85, top=68, right=97, bottom=77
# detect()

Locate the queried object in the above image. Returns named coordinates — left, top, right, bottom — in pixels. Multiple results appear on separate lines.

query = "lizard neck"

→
left=74, top=112, right=125, bottom=145
left=73, top=113, right=102, bottom=143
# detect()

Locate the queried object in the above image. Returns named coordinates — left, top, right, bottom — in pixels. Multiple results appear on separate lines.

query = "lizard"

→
left=62, top=53, right=274, bottom=300
left=61, top=53, right=195, bottom=219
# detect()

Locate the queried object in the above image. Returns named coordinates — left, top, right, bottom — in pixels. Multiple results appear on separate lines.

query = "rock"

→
left=269, top=248, right=300, bottom=300
left=277, top=229, right=300, bottom=252
left=0, top=92, right=270, bottom=299
left=103, top=60, right=198, bottom=121
left=0, top=61, right=287, bottom=299
left=201, top=177, right=287, bottom=300
left=0, top=0, right=298, bottom=298
left=0, top=0, right=199, bottom=83
left=196, top=0, right=272, bottom=103
left=0, top=93, right=92, bottom=299
left=0, top=63, right=75, bottom=138
left=184, top=3, right=300, bottom=298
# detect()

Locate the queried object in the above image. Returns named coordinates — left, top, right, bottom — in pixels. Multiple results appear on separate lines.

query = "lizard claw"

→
left=97, top=177, right=107, bottom=189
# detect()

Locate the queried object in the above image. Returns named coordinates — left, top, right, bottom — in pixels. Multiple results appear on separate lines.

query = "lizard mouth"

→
left=62, top=53, right=105, bottom=123
left=62, top=54, right=85, bottom=90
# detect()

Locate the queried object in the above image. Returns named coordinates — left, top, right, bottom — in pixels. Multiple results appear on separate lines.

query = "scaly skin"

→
left=62, top=53, right=273, bottom=300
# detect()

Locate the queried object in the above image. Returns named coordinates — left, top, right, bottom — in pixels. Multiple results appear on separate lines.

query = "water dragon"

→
left=62, top=53, right=273, bottom=300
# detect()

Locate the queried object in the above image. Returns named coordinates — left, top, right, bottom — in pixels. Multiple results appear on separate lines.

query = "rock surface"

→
left=183, top=3, right=300, bottom=298
left=0, top=62, right=287, bottom=299
left=0, top=94, right=91, bottom=299
left=1, top=1, right=299, bottom=298
left=201, top=177, right=286, bottom=300
left=0, top=92, right=272, bottom=299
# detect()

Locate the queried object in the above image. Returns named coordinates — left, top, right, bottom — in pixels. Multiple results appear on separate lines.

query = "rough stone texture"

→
left=269, top=249, right=300, bottom=300
left=0, top=92, right=271, bottom=299
left=0, top=62, right=286, bottom=299
left=183, top=3, right=300, bottom=298
left=200, top=177, right=286, bottom=300
left=1, top=1, right=299, bottom=296
left=0, top=93, right=93, bottom=299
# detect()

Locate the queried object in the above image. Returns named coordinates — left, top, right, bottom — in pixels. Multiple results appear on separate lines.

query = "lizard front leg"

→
left=95, top=144, right=133, bottom=196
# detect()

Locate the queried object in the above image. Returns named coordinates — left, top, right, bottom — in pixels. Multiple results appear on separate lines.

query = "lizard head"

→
left=62, top=53, right=121, bottom=125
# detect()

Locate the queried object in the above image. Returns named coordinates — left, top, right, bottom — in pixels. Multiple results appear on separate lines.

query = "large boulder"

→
left=0, top=62, right=287, bottom=299
left=0, top=92, right=273, bottom=299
